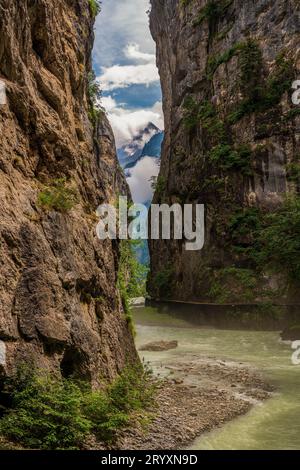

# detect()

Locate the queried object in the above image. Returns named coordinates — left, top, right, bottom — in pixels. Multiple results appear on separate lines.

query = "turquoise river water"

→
left=133, top=305, right=300, bottom=450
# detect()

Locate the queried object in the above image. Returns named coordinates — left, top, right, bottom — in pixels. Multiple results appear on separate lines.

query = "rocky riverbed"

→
left=89, top=355, right=273, bottom=450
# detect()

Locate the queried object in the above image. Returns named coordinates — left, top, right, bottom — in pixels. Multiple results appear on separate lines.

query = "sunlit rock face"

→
left=148, top=0, right=300, bottom=303
left=0, top=0, right=137, bottom=385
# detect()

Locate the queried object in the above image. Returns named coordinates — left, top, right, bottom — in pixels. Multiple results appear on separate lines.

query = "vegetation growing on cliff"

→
left=208, top=144, right=252, bottom=175
left=203, top=40, right=294, bottom=126
left=0, top=365, right=155, bottom=450
left=228, top=196, right=300, bottom=285
left=87, top=71, right=104, bottom=126
left=199, top=194, right=300, bottom=304
left=207, top=42, right=242, bottom=78
left=286, top=162, right=300, bottom=183
left=118, top=240, right=148, bottom=334
left=89, top=0, right=101, bottom=18
left=38, top=178, right=78, bottom=213
left=194, top=0, right=233, bottom=27
left=151, top=266, right=175, bottom=299
left=181, top=0, right=233, bottom=29
left=183, top=97, right=225, bottom=141
left=229, top=52, right=294, bottom=123
left=151, top=175, right=167, bottom=199
left=208, top=267, right=259, bottom=303
left=181, top=44, right=295, bottom=188
left=254, top=196, right=300, bottom=282
left=85, top=3, right=105, bottom=129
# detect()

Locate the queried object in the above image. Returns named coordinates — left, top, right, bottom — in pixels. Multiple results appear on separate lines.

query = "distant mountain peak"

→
left=146, top=122, right=160, bottom=132
left=117, top=122, right=162, bottom=168
left=131, top=122, right=160, bottom=144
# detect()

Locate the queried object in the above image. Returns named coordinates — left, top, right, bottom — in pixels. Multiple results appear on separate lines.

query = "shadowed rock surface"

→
left=148, top=0, right=300, bottom=304
left=281, top=325, right=300, bottom=340
left=0, top=0, right=137, bottom=385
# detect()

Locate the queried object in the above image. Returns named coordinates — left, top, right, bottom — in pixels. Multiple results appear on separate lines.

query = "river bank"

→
left=116, top=357, right=273, bottom=450
left=125, top=305, right=300, bottom=450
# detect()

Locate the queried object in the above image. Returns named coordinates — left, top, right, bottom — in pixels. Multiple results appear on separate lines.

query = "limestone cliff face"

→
left=149, top=0, right=300, bottom=303
left=0, top=0, right=136, bottom=385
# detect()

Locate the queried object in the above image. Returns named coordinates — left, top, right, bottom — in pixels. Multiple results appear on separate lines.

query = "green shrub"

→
left=118, top=239, right=148, bottom=336
left=152, top=266, right=174, bottom=298
left=38, top=178, right=78, bottom=212
left=109, top=365, right=154, bottom=413
left=228, top=197, right=300, bottom=284
left=229, top=207, right=261, bottom=243
left=89, top=0, right=101, bottom=18
left=208, top=267, right=258, bottom=303
left=0, top=365, right=156, bottom=449
left=236, top=39, right=264, bottom=107
left=88, top=105, right=104, bottom=127
left=194, top=0, right=233, bottom=27
left=254, top=196, right=300, bottom=282
left=229, top=52, right=294, bottom=124
left=87, top=70, right=104, bottom=127
left=0, top=371, right=90, bottom=450
left=82, top=390, right=128, bottom=442
left=84, top=365, right=155, bottom=443
left=199, top=101, right=226, bottom=139
left=209, top=143, right=252, bottom=175
left=285, top=108, right=300, bottom=120
left=182, top=96, right=203, bottom=130
left=262, top=54, right=294, bottom=108
left=207, top=42, right=242, bottom=78
left=88, top=71, right=101, bottom=103
left=153, top=175, right=167, bottom=198
left=286, top=162, right=300, bottom=183
left=183, top=97, right=226, bottom=140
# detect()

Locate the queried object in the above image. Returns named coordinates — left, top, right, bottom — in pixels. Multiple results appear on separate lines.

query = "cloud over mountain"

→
left=101, top=96, right=163, bottom=147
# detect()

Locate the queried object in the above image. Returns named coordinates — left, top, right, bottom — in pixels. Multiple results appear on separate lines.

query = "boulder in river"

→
left=139, top=340, right=178, bottom=352
left=129, top=297, right=145, bottom=307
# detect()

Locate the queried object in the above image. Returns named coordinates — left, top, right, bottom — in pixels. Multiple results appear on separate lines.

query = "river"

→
left=133, top=304, right=300, bottom=450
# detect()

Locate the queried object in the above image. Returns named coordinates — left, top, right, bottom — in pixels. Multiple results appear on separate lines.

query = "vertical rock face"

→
left=0, top=0, right=136, bottom=385
left=149, top=0, right=300, bottom=303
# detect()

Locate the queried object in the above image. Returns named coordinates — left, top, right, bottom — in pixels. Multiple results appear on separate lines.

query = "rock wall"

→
left=0, top=0, right=137, bottom=386
left=149, top=0, right=300, bottom=303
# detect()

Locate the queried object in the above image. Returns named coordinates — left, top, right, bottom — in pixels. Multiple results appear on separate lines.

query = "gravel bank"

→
left=93, top=357, right=273, bottom=450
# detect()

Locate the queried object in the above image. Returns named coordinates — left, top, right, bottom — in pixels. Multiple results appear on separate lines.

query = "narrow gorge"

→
left=0, top=0, right=300, bottom=454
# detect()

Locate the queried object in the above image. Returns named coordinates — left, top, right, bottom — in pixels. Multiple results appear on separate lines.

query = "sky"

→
left=93, top=0, right=164, bottom=149
left=127, top=157, right=160, bottom=202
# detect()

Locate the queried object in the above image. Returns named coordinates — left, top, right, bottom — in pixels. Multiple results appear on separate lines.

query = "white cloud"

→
left=101, top=96, right=163, bottom=147
left=93, top=0, right=154, bottom=68
left=100, top=95, right=117, bottom=112
left=125, top=43, right=156, bottom=64
left=98, top=42, right=158, bottom=92
left=127, top=156, right=160, bottom=203
left=93, top=1, right=164, bottom=150
left=99, top=62, right=159, bottom=91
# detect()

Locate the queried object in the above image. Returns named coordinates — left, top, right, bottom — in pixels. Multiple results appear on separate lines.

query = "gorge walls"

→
left=0, top=0, right=137, bottom=385
left=149, top=0, right=300, bottom=304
